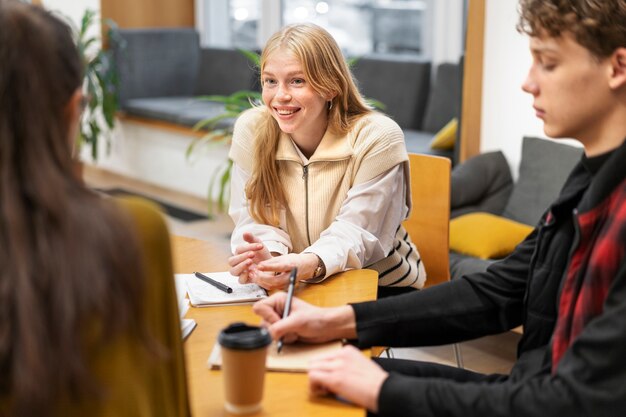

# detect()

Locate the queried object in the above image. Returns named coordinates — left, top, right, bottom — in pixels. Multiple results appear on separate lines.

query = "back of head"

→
left=518, top=0, right=626, bottom=58
left=0, top=2, right=146, bottom=416
left=260, top=23, right=371, bottom=133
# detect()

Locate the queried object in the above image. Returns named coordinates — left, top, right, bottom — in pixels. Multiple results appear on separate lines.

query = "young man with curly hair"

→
left=253, top=0, right=626, bottom=415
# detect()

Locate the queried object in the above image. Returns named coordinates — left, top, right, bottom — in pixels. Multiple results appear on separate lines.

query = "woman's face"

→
left=261, top=49, right=329, bottom=148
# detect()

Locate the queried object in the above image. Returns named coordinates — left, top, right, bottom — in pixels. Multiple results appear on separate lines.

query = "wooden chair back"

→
left=403, top=153, right=451, bottom=288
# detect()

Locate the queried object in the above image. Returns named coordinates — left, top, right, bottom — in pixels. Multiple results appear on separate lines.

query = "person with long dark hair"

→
left=0, top=2, right=189, bottom=416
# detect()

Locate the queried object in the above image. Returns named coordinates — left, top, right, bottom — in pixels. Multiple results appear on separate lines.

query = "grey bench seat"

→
left=123, top=97, right=235, bottom=129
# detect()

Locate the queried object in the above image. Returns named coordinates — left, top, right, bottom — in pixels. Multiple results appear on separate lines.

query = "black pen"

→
left=277, top=267, right=297, bottom=354
left=194, top=271, right=233, bottom=294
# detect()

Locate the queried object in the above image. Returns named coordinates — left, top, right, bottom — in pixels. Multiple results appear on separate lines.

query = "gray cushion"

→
left=502, top=137, right=583, bottom=225
left=403, top=130, right=454, bottom=158
left=195, top=47, right=259, bottom=96
left=421, top=62, right=462, bottom=133
left=124, top=97, right=233, bottom=129
left=449, top=251, right=495, bottom=281
left=351, top=54, right=431, bottom=130
left=451, top=151, right=513, bottom=218
left=113, top=29, right=200, bottom=107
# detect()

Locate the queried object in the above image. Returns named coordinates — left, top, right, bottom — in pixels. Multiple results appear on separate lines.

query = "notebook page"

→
left=180, top=272, right=267, bottom=306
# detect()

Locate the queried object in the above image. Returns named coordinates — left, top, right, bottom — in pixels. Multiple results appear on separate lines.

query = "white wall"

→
left=81, top=122, right=230, bottom=199
left=432, top=0, right=464, bottom=66
left=481, top=0, right=545, bottom=176
left=481, top=0, right=581, bottom=176
left=41, top=0, right=100, bottom=32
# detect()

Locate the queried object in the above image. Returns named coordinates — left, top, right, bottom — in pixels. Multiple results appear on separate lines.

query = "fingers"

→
left=228, top=256, right=252, bottom=276
left=232, top=242, right=264, bottom=256
left=243, top=232, right=262, bottom=245
left=253, top=293, right=287, bottom=324
left=308, top=346, right=387, bottom=412
left=251, top=269, right=290, bottom=290
left=257, top=257, right=296, bottom=272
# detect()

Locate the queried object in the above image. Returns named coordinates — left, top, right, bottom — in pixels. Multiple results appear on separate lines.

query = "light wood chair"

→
left=402, top=153, right=463, bottom=367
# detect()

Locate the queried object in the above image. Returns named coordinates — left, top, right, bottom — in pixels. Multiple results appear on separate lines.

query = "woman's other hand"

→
left=228, top=232, right=272, bottom=284
left=251, top=253, right=319, bottom=290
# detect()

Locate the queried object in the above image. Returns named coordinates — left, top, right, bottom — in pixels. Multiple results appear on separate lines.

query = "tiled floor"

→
left=84, top=164, right=520, bottom=375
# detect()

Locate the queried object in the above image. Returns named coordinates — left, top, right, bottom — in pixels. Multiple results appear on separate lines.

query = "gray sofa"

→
left=112, top=28, right=258, bottom=129
left=112, top=28, right=461, bottom=161
left=352, top=56, right=462, bottom=162
left=449, top=136, right=584, bottom=280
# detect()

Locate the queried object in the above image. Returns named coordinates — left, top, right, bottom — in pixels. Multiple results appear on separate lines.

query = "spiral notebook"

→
left=178, top=272, right=267, bottom=307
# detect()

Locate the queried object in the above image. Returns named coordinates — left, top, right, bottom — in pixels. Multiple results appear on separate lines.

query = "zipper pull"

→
left=302, top=165, right=309, bottom=180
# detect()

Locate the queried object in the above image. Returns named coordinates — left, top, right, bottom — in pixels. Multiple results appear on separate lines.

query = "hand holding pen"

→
left=276, top=267, right=297, bottom=354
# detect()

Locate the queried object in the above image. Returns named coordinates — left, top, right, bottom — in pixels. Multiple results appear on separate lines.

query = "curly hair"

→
left=518, top=0, right=626, bottom=58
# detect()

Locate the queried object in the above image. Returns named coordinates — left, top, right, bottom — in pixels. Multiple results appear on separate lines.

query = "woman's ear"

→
left=65, top=88, right=83, bottom=126
left=608, top=47, right=626, bottom=90
left=325, top=91, right=338, bottom=101
left=64, top=88, right=83, bottom=151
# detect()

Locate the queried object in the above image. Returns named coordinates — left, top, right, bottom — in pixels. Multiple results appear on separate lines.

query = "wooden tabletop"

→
left=171, top=235, right=378, bottom=417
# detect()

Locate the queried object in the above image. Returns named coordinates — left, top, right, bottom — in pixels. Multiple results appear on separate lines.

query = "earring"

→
left=328, top=100, right=333, bottom=110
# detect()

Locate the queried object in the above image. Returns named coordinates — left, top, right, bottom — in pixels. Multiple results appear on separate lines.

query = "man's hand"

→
left=308, top=345, right=388, bottom=413
left=252, top=292, right=357, bottom=344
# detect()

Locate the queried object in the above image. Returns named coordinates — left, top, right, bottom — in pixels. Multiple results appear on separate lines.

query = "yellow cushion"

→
left=450, top=212, right=534, bottom=259
left=429, top=118, right=458, bottom=150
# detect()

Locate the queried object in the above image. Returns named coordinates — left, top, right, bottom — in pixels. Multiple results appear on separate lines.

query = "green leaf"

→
left=237, top=49, right=260, bottom=66
left=74, top=9, right=120, bottom=161
left=192, top=112, right=239, bottom=131
left=366, top=98, right=386, bottom=110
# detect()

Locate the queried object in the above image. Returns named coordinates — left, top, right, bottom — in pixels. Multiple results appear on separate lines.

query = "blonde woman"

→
left=228, top=23, right=425, bottom=293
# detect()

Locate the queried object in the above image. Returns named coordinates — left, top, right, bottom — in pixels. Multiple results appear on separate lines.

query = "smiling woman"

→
left=226, top=23, right=426, bottom=293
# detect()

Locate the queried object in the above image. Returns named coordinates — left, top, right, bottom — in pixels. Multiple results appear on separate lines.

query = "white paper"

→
left=179, top=272, right=268, bottom=307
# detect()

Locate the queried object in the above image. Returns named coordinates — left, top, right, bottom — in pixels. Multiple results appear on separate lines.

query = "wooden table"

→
left=171, top=235, right=378, bottom=417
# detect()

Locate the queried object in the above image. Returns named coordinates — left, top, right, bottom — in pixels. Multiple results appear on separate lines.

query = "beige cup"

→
left=219, top=322, right=272, bottom=415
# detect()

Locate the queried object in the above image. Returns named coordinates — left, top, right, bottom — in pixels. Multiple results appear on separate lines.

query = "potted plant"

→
left=73, top=9, right=120, bottom=162
left=186, top=50, right=262, bottom=215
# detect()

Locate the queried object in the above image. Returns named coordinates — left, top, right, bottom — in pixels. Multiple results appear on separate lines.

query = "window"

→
left=196, top=0, right=461, bottom=61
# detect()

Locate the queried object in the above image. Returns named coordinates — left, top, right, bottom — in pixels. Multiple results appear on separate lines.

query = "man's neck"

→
left=580, top=109, right=626, bottom=156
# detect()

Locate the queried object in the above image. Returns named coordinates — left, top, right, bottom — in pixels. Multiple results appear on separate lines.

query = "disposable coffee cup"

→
left=218, top=322, right=272, bottom=415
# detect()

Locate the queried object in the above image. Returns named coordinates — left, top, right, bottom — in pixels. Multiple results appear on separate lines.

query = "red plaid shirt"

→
left=552, top=178, right=626, bottom=371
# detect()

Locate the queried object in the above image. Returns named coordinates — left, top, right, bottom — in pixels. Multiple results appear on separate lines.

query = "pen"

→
left=194, top=271, right=233, bottom=294
left=277, top=267, right=297, bottom=354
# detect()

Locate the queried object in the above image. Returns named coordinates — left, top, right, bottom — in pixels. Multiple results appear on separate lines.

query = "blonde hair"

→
left=247, top=23, right=371, bottom=225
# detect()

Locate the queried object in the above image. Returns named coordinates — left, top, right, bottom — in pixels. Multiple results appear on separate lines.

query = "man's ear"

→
left=608, top=47, right=626, bottom=90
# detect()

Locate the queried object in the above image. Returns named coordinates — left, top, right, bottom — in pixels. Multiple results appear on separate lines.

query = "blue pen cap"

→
left=218, top=322, right=272, bottom=350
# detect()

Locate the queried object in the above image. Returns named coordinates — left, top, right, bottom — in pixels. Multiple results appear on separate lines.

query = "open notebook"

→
left=207, top=340, right=343, bottom=373
left=178, top=272, right=268, bottom=307
left=174, top=275, right=196, bottom=340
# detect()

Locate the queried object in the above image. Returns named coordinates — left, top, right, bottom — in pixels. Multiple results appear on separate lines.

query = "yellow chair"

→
left=403, top=153, right=463, bottom=367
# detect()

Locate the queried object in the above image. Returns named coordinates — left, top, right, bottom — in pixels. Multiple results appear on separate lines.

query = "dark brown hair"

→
left=518, top=0, right=626, bottom=58
left=0, top=2, right=147, bottom=415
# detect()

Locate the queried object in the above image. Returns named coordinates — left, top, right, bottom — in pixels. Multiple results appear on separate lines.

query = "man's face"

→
left=522, top=32, right=613, bottom=147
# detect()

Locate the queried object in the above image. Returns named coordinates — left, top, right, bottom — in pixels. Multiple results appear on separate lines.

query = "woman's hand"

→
left=250, top=253, right=319, bottom=290
left=228, top=232, right=272, bottom=284
left=308, top=345, right=388, bottom=413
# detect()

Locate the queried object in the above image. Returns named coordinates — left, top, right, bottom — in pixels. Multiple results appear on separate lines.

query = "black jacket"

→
left=352, top=139, right=626, bottom=416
